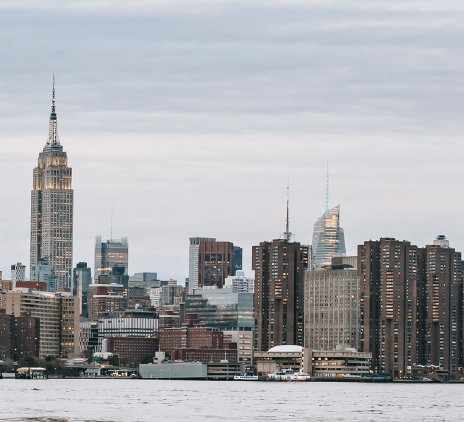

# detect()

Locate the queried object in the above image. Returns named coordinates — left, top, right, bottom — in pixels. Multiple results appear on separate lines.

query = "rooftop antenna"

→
left=283, top=177, right=293, bottom=241
left=110, top=203, right=113, bottom=241
left=325, top=161, right=329, bottom=213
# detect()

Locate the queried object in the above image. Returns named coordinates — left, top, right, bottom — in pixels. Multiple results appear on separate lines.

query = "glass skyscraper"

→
left=30, top=77, right=73, bottom=290
left=94, top=236, right=129, bottom=281
left=311, top=205, right=346, bottom=269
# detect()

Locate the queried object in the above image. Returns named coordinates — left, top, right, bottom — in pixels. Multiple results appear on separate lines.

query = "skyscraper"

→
left=30, top=77, right=73, bottom=291
left=188, top=237, right=215, bottom=293
left=311, top=169, right=345, bottom=269
left=304, top=256, right=360, bottom=351
left=358, top=237, right=463, bottom=379
left=198, top=241, right=235, bottom=289
left=94, top=236, right=129, bottom=281
left=253, top=186, right=309, bottom=350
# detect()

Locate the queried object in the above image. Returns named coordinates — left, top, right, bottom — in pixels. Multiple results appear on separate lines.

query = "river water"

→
left=0, top=379, right=462, bottom=422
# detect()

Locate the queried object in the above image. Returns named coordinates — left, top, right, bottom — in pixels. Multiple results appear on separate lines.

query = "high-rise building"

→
left=73, top=262, right=92, bottom=317
left=30, top=77, right=73, bottom=291
left=312, top=205, right=346, bottom=269
left=11, top=262, right=26, bottom=287
left=198, top=241, right=235, bottom=289
left=234, top=246, right=243, bottom=274
left=31, top=259, right=56, bottom=292
left=420, top=238, right=462, bottom=377
left=94, top=236, right=128, bottom=281
left=253, top=239, right=308, bottom=351
left=304, top=256, right=360, bottom=351
left=358, top=238, right=419, bottom=377
left=189, top=237, right=215, bottom=293
left=358, top=236, right=463, bottom=379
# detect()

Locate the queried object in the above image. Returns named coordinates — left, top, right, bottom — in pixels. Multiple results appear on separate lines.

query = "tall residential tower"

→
left=30, top=76, right=73, bottom=291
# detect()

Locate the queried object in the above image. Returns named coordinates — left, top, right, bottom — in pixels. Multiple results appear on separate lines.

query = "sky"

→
left=1, top=0, right=464, bottom=283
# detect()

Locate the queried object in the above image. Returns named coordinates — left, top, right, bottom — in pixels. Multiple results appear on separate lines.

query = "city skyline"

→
left=1, top=1, right=464, bottom=282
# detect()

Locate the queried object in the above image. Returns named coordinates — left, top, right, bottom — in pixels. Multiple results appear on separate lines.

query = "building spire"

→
left=47, top=73, right=60, bottom=148
left=325, top=161, right=329, bottom=213
left=283, top=177, right=292, bottom=241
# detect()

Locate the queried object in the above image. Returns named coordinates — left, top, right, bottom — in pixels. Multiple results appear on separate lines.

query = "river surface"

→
left=0, top=379, right=462, bottom=422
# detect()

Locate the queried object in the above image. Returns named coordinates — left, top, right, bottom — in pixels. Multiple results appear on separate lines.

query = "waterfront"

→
left=0, top=379, right=463, bottom=422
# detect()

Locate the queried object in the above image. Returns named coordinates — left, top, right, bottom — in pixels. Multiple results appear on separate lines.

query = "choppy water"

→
left=0, top=379, right=462, bottom=422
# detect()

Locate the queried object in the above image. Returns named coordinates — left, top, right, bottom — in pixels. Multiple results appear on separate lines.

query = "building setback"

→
left=30, top=78, right=73, bottom=291
left=253, top=239, right=308, bottom=351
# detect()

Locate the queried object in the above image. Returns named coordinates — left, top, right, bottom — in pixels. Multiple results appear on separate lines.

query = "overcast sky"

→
left=1, top=0, right=464, bottom=282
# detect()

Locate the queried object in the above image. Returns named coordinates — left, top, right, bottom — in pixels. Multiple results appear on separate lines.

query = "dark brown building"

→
left=421, top=244, right=462, bottom=377
left=0, top=310, right=40, bottom=360
left=171, top=348, right=237, bottom=363
left=198, top=241, right=235, bottom=288
left=253, top=239, right=308, bottom=351
left=16, top=281, right=47, bottom=291
left=358, top=237, right=463, bottom=379
left=358, top=239, right=419, bottom=378
left=159, top=326, right=223, bottom=351
left=106, top=337, right=159, bottom=363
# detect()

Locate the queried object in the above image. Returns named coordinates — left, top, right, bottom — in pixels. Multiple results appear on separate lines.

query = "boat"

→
left=15, top=367, right=48, bottom=379
left=234, top=371, right=258, bottom=381
left=268, top=368, right=297, bottom=381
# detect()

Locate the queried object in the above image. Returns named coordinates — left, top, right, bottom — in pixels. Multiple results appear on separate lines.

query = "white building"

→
left=224, top=270, right=254, bottom=293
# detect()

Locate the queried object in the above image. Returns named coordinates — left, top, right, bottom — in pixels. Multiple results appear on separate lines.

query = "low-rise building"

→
left=255, top=344, right=371, bottom=377
left=107, top=337, right=159, bottom=363
left=308, top=345, right=371, bottom=378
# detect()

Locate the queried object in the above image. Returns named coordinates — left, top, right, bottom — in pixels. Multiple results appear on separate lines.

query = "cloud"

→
left=1, top=1, right=464, bottom=281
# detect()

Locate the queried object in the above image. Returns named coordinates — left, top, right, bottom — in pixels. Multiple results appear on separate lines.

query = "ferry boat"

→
left=268, top=368, right=310, bottom=381
left=234, top=371, right=259, bottom=381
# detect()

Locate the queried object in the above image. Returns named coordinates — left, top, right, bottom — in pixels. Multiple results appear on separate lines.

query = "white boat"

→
left=268, top=368, right=297, bottom=381
left=234, top=371, right=258, bottom=381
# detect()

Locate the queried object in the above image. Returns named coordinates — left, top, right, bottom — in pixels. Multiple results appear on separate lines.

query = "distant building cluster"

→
left=1, top=80, right=464, bottom=383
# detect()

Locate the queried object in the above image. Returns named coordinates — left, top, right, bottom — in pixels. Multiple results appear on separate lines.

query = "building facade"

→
left=304, top=257, right=360, bottom=351
left=31, top=259, right=56, bottom=292
left=312, top=205, right=346, bottom=269
left=224, top=270, right=255, bottom=293
left=253, top=239, right=308, bottom=351
left=11, top=263, right=26, bottom=287
left=358, top=237, right=463, bottom=379
left=188, top=237, right=215, bottom=293
left=73, top=262, right=92, bottom=317
left=0, top=310, right=40, bottom=360
left=30, top=79, right=73, bottom=290
left=0, top=291, right=79, bottom=358
left=197, top=241, right=235, bottom=289
left=94, top=236, right=129, bottom=281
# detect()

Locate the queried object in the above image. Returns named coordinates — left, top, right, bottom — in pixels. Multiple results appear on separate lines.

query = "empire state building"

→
left=30, top=77, right=73, bottom=291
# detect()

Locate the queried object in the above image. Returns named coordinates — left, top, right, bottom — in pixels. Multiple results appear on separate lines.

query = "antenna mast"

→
left=325, top=161, right=329, bottom=213
left=282, top=177, right=293, bottom=241
left=110, top=203, right=113, bottom=241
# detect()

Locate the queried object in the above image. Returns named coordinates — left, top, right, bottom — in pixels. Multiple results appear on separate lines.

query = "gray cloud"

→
left=1, top=1, right=464, bottom=281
